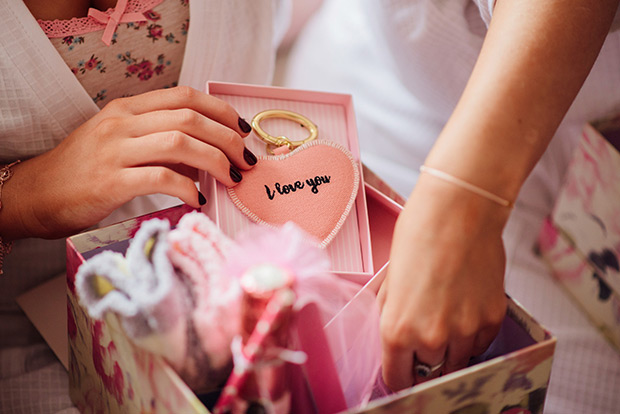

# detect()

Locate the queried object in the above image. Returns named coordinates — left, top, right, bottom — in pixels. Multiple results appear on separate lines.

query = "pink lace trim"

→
left=37, top=0, right=164, bottom=38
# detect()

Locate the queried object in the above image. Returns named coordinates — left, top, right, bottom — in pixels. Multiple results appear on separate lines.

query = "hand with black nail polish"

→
left=3, top=86, right=259, bottom=240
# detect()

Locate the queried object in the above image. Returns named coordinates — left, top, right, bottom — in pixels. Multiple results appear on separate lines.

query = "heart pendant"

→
left=228, top=140, right=360, bottom=247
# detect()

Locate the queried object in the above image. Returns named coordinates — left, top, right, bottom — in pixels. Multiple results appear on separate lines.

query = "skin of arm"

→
left=378, top=0, right=620, bottom=391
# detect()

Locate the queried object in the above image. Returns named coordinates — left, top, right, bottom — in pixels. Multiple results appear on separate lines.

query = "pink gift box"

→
left=538, top=116, right=620, bottom=351
left=63, top=82, right=556, bottom=414
left=200, top=82, right=373, bottom=283
left=66, top=183, right=556, bottom=413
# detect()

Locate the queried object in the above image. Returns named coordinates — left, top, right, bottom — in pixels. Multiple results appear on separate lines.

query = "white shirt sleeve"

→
left=473, top=0, right=494, bottom=27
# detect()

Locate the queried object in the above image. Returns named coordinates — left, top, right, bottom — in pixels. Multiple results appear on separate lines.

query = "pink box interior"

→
left=200, top=82, right=373, bottom=283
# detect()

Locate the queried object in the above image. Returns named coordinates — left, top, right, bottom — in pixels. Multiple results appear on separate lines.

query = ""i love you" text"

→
left=264, top=175, right=331, bottom=200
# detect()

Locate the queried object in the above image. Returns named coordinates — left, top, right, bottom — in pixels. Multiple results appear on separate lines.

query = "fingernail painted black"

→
left=238, top=117, right=252, bottom=133
left=230, top=165, right=243, bottom=182
left=243, top=147, right=257, bottom=165
left=198, top=191, right=207, bottom=205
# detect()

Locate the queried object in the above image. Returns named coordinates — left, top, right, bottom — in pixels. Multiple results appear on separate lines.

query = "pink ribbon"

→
left=88, top=0, right=147, bottom=46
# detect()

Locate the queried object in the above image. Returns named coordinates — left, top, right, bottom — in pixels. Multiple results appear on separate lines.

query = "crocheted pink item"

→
left=37, top=0, right=162, bottom=41
left=227, top=140, right=360, bottom=247
left=167, top=212, right=241, bottom=372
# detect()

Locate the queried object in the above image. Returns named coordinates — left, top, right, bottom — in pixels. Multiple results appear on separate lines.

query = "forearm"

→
left=425, top=0, right=620, bottom=203
left=0, top=154, right=66, bottom=241
left=380, top=0, right=620, bottom=391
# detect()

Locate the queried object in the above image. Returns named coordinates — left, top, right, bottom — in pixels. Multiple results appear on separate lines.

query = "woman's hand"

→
left=378, top=175, right=509, bottom=390
left=377, top=0, right=619, bottom=391
left=2, top=86, right=256, bottom=240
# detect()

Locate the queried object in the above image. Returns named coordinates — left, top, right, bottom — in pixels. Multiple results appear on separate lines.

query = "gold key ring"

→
left=251, top=109, right=318, bottom=154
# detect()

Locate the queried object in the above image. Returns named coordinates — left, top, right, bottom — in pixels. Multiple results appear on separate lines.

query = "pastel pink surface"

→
left=203, top=81, right=374, bottom=277
left=228, top=141, right=360, bottom=247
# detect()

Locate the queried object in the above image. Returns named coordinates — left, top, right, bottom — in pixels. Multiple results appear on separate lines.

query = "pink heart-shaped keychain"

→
left=228, top=140, right=360, bottom=247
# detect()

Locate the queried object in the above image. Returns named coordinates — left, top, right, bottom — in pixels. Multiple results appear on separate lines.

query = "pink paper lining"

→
left=37, top=0, right=163, bottom=38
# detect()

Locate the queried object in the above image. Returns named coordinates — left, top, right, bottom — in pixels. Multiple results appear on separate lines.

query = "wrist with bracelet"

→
left=419, top=165, right=514, bottom=209
left=0, top=160, right=21, bottom=274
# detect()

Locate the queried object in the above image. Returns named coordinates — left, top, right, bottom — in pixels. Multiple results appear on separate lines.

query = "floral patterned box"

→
left=538, top=117, right=620, bottom=351
left=66, top=185, right=556, bottom=414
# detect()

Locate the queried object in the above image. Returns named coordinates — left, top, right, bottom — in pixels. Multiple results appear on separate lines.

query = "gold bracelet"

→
left=420, top=165, right=514, bottom=208
left=0, top=160, right=20, bottom=275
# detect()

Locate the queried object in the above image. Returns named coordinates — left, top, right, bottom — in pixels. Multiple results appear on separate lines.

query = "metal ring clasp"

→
left=251, top=109, right=318, bottom=154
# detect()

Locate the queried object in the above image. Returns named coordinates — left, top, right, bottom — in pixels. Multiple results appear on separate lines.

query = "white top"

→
left=0, top=0, right=288, bottom=346
left=283, top=1, right=620, bottom=413
left=285, top=0, right=620, bottom=201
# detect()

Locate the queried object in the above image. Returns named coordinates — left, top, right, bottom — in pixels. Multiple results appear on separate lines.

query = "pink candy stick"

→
left=213, top=288, right=296, bottom=414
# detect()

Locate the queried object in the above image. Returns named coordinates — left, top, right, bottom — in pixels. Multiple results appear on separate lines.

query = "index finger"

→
left=106, top=86, right=253, bottom=137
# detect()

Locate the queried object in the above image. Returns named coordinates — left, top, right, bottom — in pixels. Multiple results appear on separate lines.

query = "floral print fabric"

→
left=40, top=0, right=189, bottom=108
